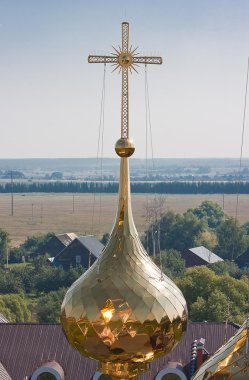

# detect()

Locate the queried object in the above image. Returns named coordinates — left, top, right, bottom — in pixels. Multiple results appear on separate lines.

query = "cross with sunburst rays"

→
left=88, top=22, right=162, bottom=140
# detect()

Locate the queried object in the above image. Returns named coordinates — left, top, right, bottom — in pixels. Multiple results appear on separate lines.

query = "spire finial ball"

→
left=115, top=138, right=135, bottom=157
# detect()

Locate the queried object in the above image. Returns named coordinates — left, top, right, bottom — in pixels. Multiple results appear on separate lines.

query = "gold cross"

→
left=88, top=22, right=162, bottom=153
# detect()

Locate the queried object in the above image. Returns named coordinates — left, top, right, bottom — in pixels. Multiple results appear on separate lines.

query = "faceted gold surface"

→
left=192, top=319, right=249, bottom=380
left=61, top=157, right=188, bottom=379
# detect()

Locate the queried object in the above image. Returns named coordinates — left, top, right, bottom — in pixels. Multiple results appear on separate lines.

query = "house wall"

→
left=56, top=240, right=97, bottom=269
left=182, top=251, right=206, bottom=268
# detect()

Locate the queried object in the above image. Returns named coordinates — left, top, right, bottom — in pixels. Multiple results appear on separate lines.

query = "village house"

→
left=182, top=246, right=223, bottom=268
left=52, top=235, right=104, bottom=269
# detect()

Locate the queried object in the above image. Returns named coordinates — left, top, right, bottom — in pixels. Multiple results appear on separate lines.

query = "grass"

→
left=0, top=192, right=249, bottom=247
left=7, top=262, right=31, bottom=269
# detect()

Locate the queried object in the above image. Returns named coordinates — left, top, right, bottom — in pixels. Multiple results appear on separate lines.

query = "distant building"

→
left=52, top=235, right=104, bottom=269
left=51, top=232, right=77, bottom=252
left=0, top=322, right=239, bottom=380
left=236, top=247, right=249, bottom=268
left=182, top=246, right=223, bottom=268
left=47, top=233, right=78, bottom=263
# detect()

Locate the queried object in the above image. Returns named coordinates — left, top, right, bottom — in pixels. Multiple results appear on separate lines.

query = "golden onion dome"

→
left=61, top=150, right=188, bottom=379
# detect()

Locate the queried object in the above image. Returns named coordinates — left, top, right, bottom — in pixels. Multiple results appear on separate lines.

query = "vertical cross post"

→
left=121, top=22, right=129, bottom=139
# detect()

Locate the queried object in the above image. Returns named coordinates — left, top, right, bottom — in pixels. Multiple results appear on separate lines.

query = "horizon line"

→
left=0, top=157, right=249, bottom=160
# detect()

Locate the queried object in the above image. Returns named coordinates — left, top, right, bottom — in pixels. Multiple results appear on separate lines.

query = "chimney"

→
left=189, top=339, right=198, bottom=377
left=190, top=338, right=209, bottom=377
left=196, top=338, right=206, bottom=369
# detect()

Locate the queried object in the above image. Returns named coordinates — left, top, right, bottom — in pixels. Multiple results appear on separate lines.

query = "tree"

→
left=50, top=171, right=63, bottom=180
left=11, top=265, right=36, bottom=293
left=154, top=249, right=185, bottom=279
left=208, top=260, right=241, bottom=279
left=194, top=229, right=217, bottom=251
left=162, top=211, right=206, bottom=252
left=143, top=196, right=166, bottom=256
left=145, top=211, right=207, bottom=254
left=190, top=297, right=206, bottom=322
left=188, top=201, right=226, bottom=229
left=34, top=260, right=84, bottom=293
left=0, top=228, right=8, bottom=266
left=205, top=290, right=228, bottom=321
left=177, top=266, right=216, bottom=306
left=9, top=247, right=23, bottom=263
left=216, top=218, right=248, bottom=260
left=19, top=232, right=56, bottom=261
left=0, top=268, right=24, bottom=294
left=176, top=266, right=249, bottom=323
left=190, top=291, right=228, bottom=322
left=36, top=288, right=66, bottom=323
left=0, top=294, right=31, bottom=322
left=243, top=221, right=249, bottom=235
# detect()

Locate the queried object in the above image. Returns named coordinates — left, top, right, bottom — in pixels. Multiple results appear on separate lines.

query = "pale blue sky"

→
left=0, top=0, right=249, bottom=158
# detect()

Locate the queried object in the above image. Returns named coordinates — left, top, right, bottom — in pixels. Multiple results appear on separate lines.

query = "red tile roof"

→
left=0, top=322, right=239, bottom=380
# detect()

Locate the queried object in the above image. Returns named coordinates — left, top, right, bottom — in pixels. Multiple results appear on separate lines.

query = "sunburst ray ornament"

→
left=61, top=22, right=188, bottom=380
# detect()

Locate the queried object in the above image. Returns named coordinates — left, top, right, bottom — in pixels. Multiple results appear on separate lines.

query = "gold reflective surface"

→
left=115, top=138, right=135, bottom=157
left=118, top=52, right=133, bottom=68
left=61, top=157, right=188, bottom=379
left=192, top=319, right=249, bottom=380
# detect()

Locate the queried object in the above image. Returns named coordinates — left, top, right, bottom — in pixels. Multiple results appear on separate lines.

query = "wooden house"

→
left=49, top=232, right=77, bottom=254
left=182, top=246, right=223, bottom=268
left=52, top=235, right=104, bottom=269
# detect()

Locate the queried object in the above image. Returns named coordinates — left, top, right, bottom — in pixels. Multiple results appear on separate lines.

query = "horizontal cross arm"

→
left=88, top=55, right=118, bottom=64
left=132, top=56, right=163, bottom=65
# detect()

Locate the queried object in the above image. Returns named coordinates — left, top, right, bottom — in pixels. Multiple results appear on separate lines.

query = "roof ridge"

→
left=0, top=321, right=239, bottom=327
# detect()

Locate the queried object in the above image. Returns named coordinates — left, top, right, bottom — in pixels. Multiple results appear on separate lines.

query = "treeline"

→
left=1, top=181, right=249, bottom=194
left=1, top=200, right=249, bottom=324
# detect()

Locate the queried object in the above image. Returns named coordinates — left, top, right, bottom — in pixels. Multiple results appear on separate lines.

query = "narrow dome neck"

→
left=114, top=157, right=136, bottom=234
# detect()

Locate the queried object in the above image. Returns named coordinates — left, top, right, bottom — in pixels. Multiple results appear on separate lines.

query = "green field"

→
left=0, top=193, right=249, bottom=247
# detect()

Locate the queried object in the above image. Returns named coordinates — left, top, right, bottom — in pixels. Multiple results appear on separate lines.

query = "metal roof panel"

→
left=0, top=322, right=238, bottom=380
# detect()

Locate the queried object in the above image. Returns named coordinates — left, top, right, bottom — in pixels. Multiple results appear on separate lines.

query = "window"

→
left=37, top=374, right=56, bottom=380
left=31, top=362, right=64, bottom=380
left=76, top=255, right=81, bottom=264
left=162, top=375, right=182, bottom=380
left=155, top=368, right=187, bottom=380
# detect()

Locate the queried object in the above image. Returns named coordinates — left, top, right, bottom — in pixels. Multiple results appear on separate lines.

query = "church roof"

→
left=0, top=322, right=239, bottom=380
left=188, top=246, right=223, bottom=264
